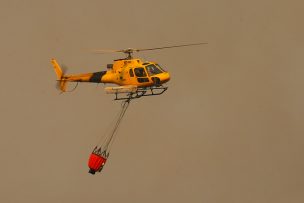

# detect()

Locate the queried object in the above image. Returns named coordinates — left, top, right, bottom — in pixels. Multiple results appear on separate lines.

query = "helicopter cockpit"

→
left=134, top=67, right=147, bottom=77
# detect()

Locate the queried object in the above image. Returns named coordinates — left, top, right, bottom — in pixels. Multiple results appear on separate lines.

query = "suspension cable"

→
left=94, top=98, right=131, bottom=157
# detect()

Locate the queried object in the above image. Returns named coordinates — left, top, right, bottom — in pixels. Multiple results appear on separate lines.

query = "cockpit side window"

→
left=146, top=64, right=163, bottom=76
left=134, top=67, right=147, bottom=77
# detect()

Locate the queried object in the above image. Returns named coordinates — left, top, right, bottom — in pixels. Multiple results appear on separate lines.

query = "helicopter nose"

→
left=162, top=72, right=170, bottom=83
left=166, top=72, right=170, bottom=81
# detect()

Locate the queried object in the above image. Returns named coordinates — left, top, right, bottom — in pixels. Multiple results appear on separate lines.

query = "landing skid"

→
left=113, top=86, right=168, bottom=101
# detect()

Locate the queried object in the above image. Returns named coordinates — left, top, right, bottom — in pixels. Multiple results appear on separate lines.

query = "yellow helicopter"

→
left=51, top=43, right=206, bottom=100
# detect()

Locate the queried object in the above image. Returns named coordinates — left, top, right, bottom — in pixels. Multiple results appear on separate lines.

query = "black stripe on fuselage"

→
left=89, top=71, right=107, bottom=83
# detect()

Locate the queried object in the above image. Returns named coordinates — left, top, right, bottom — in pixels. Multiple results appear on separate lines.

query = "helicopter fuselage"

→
left=52, top=58, right=170, bottom=92
left=101, top=58, right=170, bottom=87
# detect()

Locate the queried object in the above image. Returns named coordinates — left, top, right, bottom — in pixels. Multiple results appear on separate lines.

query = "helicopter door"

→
left=128, top=68, right=138, bottom=85
left=134, top=67, right=149, bottom=83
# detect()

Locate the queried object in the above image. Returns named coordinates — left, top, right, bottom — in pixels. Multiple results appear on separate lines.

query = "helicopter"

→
left=51, top=43, right=206, bottom=100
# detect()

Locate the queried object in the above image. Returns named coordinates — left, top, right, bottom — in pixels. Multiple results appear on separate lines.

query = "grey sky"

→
left=0, top=0, right=303, bottom=202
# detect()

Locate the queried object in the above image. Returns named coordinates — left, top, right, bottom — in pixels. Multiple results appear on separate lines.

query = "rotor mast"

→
left=124, top=48, right=135, bottom=59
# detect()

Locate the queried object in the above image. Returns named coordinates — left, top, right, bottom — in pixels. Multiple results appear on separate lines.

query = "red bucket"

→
left=88, top=153, right=107, bottom=174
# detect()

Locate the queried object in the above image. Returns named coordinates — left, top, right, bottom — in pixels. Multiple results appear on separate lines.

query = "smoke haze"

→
left=0, top=0, right=303, bottom=202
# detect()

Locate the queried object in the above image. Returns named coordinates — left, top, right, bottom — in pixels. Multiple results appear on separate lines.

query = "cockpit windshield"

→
left=156, top=64, right=166, bottom=72
left=145, top=64, right=163, bottom=76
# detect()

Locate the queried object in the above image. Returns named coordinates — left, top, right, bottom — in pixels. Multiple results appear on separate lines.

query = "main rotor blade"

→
left=92, top=42, right=207, bottom=54
left=92, top=49, right=124, bottom=54
left=136, top=42, right=208, bottom=52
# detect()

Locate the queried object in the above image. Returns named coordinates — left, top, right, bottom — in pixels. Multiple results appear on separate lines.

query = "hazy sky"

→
left=0, top=0, right=303, bottom=202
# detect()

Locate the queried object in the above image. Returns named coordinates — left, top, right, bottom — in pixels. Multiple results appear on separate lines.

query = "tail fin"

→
left=51, top=58, right=67, bottom=92
left=51, top=58, right=63, bottom=80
